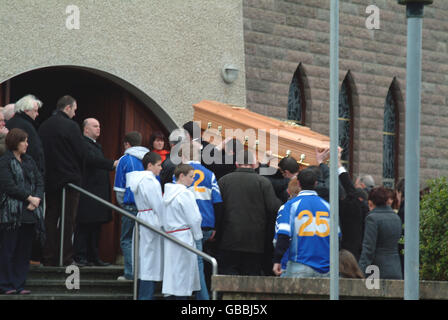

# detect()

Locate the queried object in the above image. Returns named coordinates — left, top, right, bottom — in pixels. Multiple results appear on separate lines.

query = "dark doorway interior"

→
left=1, top=66, right=169, bottom=263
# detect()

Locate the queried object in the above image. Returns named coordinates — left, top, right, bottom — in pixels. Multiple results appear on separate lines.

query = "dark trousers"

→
left=218, top=250, right=263, bottom=276
left=30, top=237, right=42, bottom=262
left=0, top=224, right=35, bottom=292
left=73, top=222, right=102, bottom=263
left=42, top=188, right=80, bottom=266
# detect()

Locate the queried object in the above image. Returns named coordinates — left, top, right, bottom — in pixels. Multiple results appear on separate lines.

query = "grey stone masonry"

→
left=243, top=0, right=448, bottom=185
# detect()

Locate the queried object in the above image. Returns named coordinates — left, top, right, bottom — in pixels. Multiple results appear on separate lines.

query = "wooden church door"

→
left=2, top=67, right=170, bottom=264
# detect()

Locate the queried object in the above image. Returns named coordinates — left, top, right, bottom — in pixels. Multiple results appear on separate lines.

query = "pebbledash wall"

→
left=243, top=0, right=448, bottom=186
left=0, top=0, right=246, bottom=130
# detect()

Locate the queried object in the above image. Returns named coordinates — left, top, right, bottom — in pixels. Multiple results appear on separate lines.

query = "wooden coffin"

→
left=193, top=100, right=330, bottom=167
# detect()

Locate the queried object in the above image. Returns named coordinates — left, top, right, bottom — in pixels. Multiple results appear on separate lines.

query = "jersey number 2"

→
left=193, top=169, right=205, bottom=193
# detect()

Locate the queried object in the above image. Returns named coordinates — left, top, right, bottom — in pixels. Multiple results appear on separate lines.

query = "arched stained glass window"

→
left=287, top=64, right=307, bottom=125
left=383, top=79, right=400, bottom=188
left=338, top=74, right=354, bottom=173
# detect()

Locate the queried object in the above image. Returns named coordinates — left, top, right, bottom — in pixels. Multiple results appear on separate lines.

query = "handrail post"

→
left=133, top=221, right=140, bottom=300
left=59, top=187, right=66, bottom=267
left=211, top=257, right=218, bottom=300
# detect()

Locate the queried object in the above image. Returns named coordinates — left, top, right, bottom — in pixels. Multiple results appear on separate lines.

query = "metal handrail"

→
left=60, top=183, right=218, bottom=300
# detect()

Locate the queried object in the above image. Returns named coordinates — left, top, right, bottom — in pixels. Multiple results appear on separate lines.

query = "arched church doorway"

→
left=0, top=66, right=173, bottom=264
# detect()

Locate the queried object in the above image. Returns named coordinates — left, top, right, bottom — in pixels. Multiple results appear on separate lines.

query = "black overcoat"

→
left=217, top=168, right=282, bottom=254
left=339, top=172, right=364, bottom=261
left=76, top=136, right=114, bottom=224
left=6, top=112, right=45, bottom=177
left=38, top=111, right=85, bottom=191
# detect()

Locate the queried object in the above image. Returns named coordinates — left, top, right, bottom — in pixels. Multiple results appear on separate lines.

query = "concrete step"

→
left=3, top=266, right=197, bottom=300
left=0, top=293, right=133, bottom=300
left=0, top=266, right=134, bottom=300
left=22, top=279, right=133, bottom=294
left=28, top=265, right=125, bottom=281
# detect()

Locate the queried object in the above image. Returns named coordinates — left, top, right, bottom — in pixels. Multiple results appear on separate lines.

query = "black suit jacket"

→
left=77, top=136, right=114, bottom=224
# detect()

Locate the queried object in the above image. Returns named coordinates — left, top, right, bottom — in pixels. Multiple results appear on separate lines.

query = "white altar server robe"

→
left=162, top=183, right=203, bottom=296
left=127, top=171, right=164, bottom=281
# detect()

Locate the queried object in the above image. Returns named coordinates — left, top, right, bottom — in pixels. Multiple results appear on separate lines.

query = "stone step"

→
left=0, top=293, right=133, bottom=300
left=28, top=265, right=125, bottom=281
left=6, top=266, right=197, bottom=300
left=20, top=279, right=133, bottom=295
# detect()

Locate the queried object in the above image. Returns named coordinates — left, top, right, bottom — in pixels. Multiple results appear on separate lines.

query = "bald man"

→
left=73, top=118, right=117, bottom=266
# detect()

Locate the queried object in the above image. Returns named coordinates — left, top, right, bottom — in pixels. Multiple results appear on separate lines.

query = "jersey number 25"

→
left=297, top=210, right=330, bottom=237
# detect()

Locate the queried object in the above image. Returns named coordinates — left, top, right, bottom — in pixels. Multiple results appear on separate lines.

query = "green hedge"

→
left=420, top=177, right=448, bottom=281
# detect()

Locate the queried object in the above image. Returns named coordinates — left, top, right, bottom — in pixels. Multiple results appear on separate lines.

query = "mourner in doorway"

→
left=73, top=118, right=117, bottom=267
left=38, top=95, right=86, bottom=266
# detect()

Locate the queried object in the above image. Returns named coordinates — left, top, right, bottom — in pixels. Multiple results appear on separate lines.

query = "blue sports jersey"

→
left=114, top=153, right=146, bottom=205
left=178, top=161, right=223, bottom=228
left=275, top=190, right=339, bottom=274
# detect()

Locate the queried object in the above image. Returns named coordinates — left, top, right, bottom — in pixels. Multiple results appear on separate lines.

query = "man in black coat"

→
left=6, top=95, right=45, bottom=176
left=316, top=148, right=363, bottom=261
left=38, top=95, right=86, bottom=266
left=338, top=169, right=364, bottom=261
left=217, top=149, right=282, bottom=276
left=73, top=118, right=117, bottom=266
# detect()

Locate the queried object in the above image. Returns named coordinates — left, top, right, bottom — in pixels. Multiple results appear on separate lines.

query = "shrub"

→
left=419, top=177, right=448, bottom=281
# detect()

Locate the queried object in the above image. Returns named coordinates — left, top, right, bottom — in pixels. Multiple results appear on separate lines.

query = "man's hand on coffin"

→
left=316, top=147, right=330, bottom=164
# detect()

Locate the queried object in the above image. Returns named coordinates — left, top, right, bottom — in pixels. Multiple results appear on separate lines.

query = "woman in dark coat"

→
left=358, top=186, right=403, bottom=280
left=0, top=128, right=44, bottom=294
